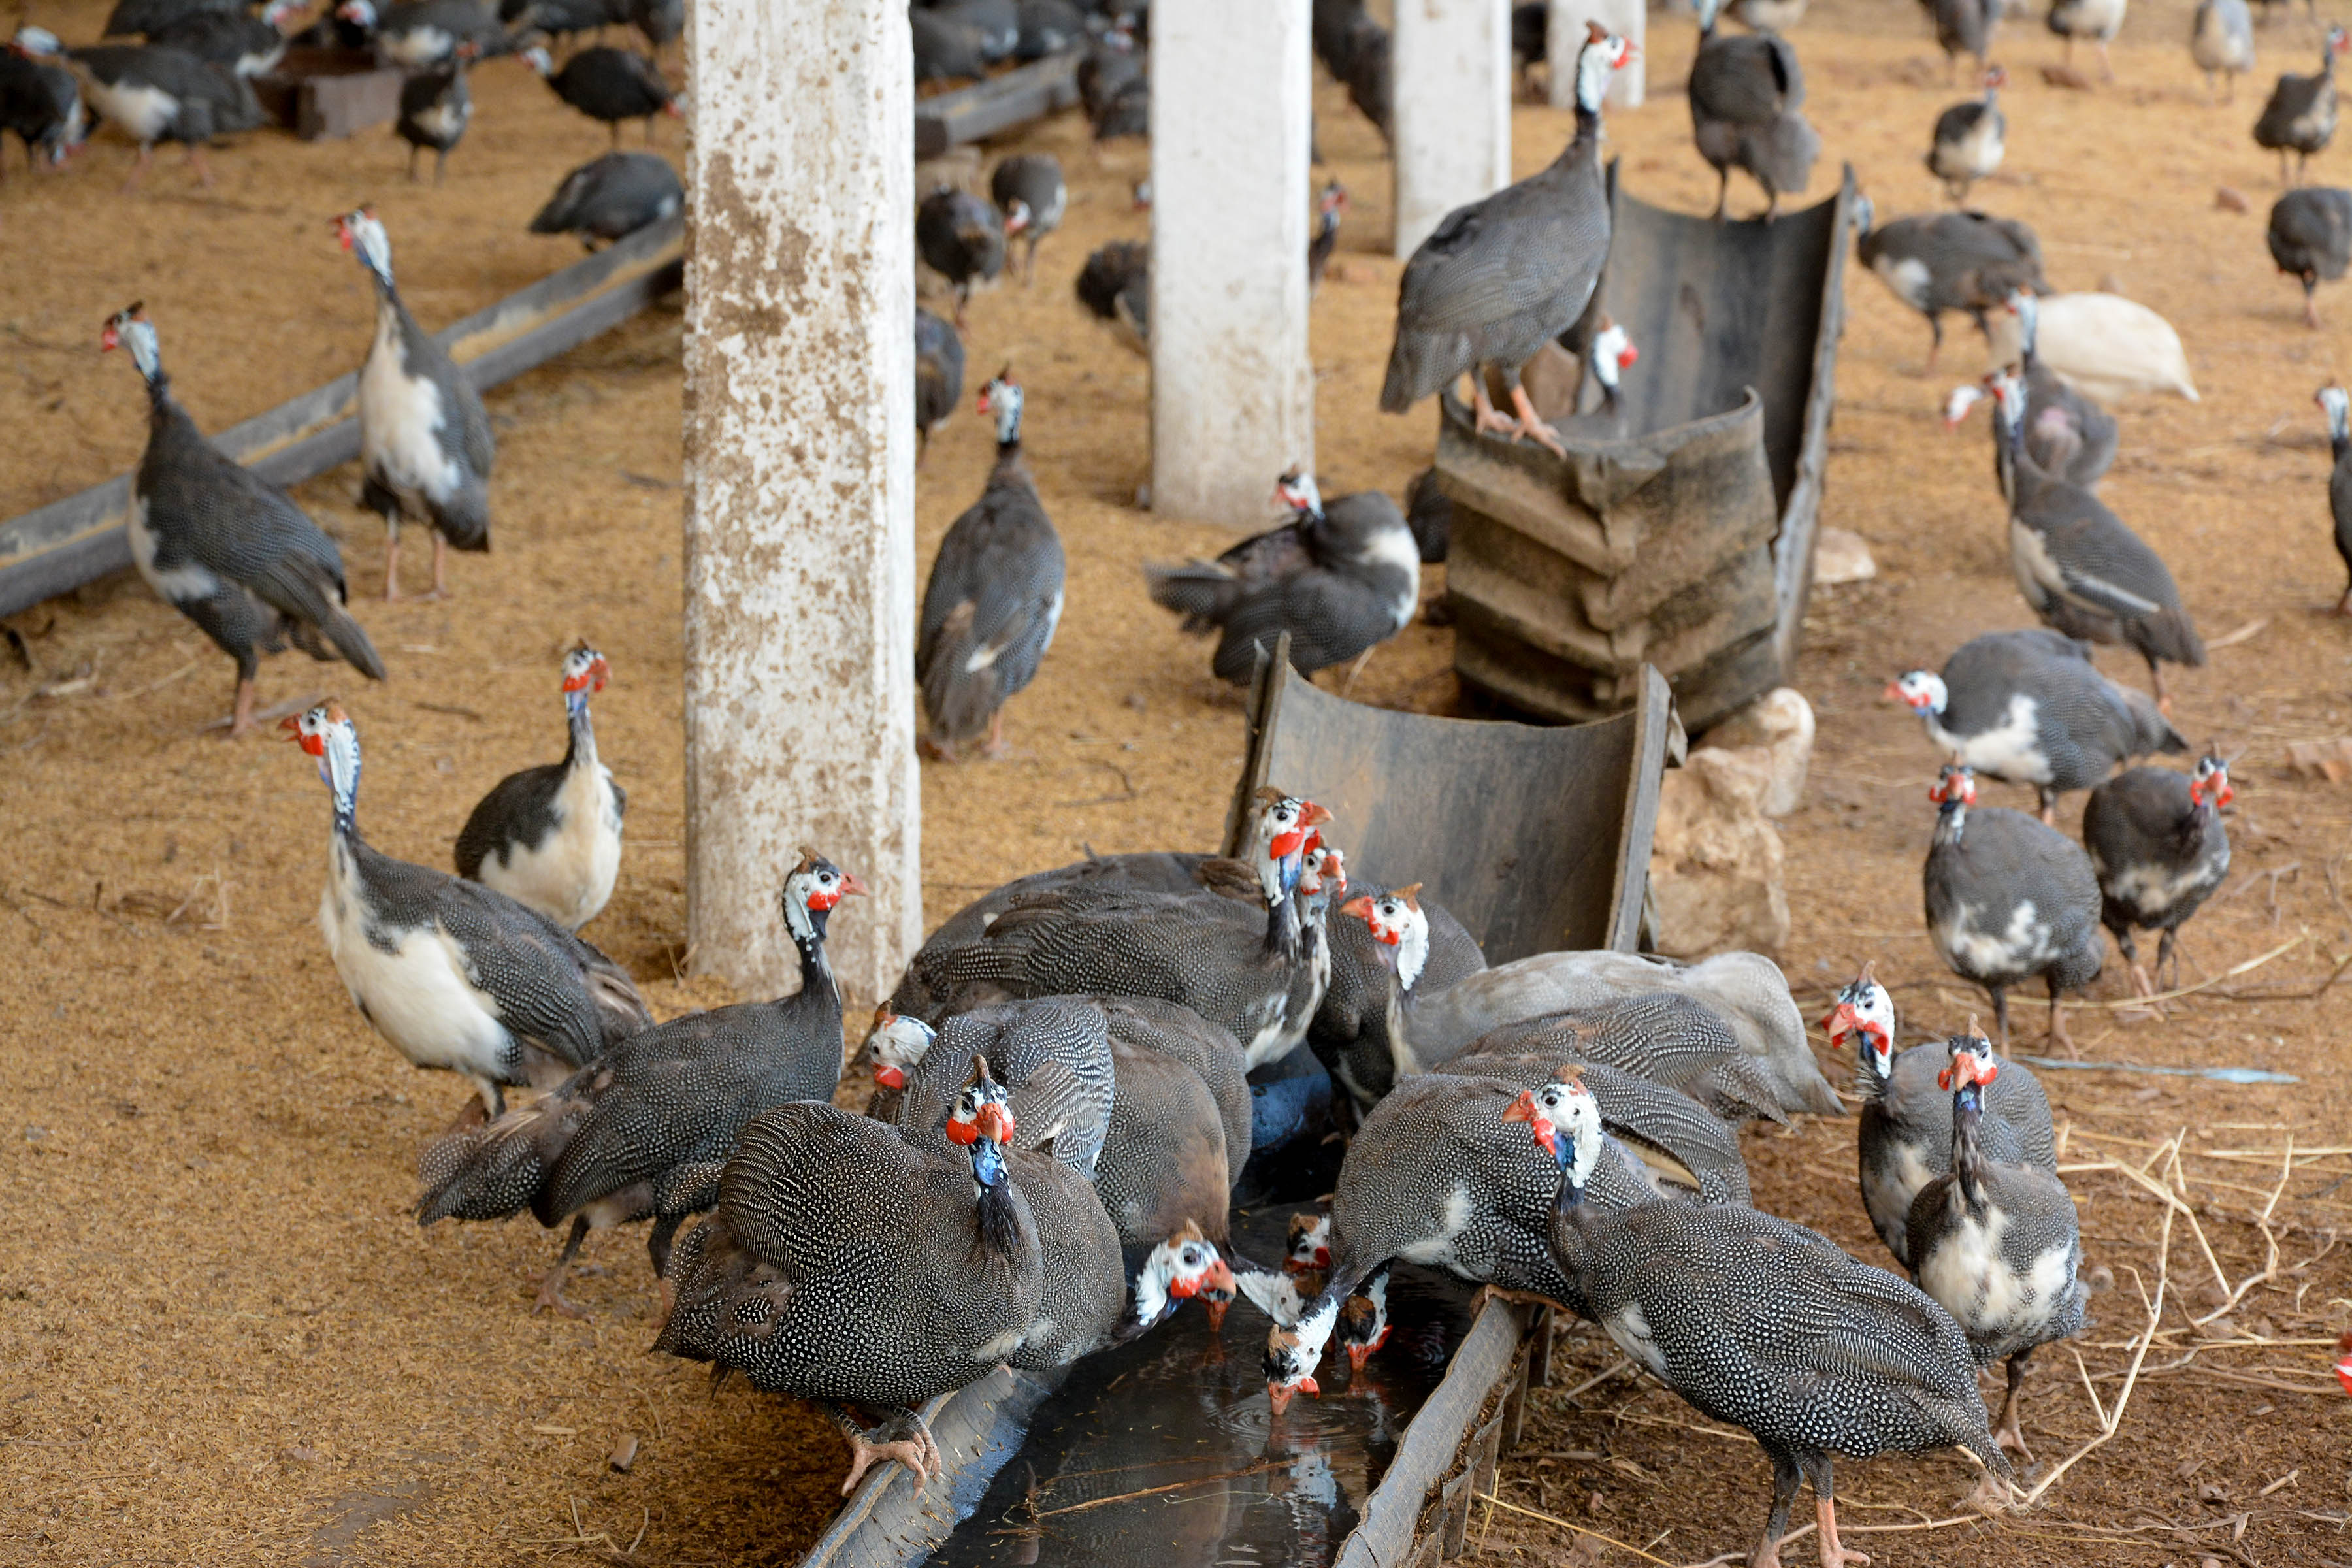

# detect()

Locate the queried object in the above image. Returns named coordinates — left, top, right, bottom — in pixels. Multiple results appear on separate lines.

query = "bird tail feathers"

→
left=320, top=601, right=387, bottom=681
left=414, top=1095, right=576, bottom=1224
left=2140, top=606, right=2206, bottom=670
left=1145, top=561, right=1240, bottom=631
left=2116, top=683, right=2187, bottom=756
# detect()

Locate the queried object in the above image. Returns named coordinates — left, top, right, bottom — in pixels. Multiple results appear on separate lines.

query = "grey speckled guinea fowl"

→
left=2319, top=383, right=2352, bottom=613
left=914, top=306, right=964, bottom=463
left=1434, top=1052, right=1752, bottom=1206
left=1377, top=24, right=1631, bottom=456
left=655, top=1060, right=1039, bottom=1495
left=454, top=646, right=627, bottom=931
left=2083, top=751, right=2233, bottom=999
left=1927, top=0, right=1997, bottom=80
left=67, top=43, right=261, bottom=183
left=1689, top=0, right=1819, bottom=221
left=990, top=153, right=1064, bottom=283
left=1922, top=763, right=2104, bottom=1052
left=1888, top=628, right=2183, bottom=824
left=1463, top=991, right=1794, bottom=1125
left=288, top=704, right=650, bottom=1118
left=887, top=996, right=1117, bottom=1179
left=2255, top=26, right=2347, bottom=187
left=1854, top=201, right=2044, bottom=372
left=917, top=184, right=1006, bottom=329
left=1312, top=877, right=1484, bottom=1113
left=1905, top=1037, right=2087, bottom=1459
left=529, top=150, right=682, bottom=248
left=2270, top=186, right=2352, bottom=328
left=412, top=853, right=863, bottom=1316
left=1516, top=1077, right=2012, bottom=1568
left=1822, top=967, right=2055, bottom=1268
left=2004, top=291, right=2121, bottom=488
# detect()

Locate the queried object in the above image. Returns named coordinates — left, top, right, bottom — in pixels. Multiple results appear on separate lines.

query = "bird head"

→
left=2189, top=749, right=2234, bottom=810
left=10, top=25, right=62, bottom=55
left=282, top=702, right=361, bottom=825
left=1298, top=845, right=1347, bottom=913
left=2319, top=383, right=2351, bottom=439
left=1002, top=197, right=1032, bottom=236
left=335, top=208, right=395, bottom=287
left=336, top=0, right=377, bottom=26
left=945, top=1053, right=1017, bottom=1151
left=1927, top=762, right=1978, bottom=808
left=862, top=1004, right=936, bottom=1092
left=1940, top=384, right=1985, bottom=430
left=560, top=644, right=610, bottom=713
left=978, top=368, right=1022, bottom=445
left=1937, top=1027, right=1999, bottom=1105
left=1573, top=24, right=1635, bottom=115
left=1340, top=884, right=1429, bottom=989
left=1247, top=789, right=1330, bottom=900
left=1886, top=669, right=1948, bottom=715
left=2330, top=23, right=2349, bottom=56
left=1273, top=467, right=1325, bottom=521
left=1317, top=180, right=1349, bottom=219
left=520, top=42, right=553, bottom=74
left=1264, top=1297, right=1337, bottom=1413
left=1286, top=1212, right=1332, bottom=1273
left=1821, top=960, right=1897, bottom=1079
left=1339, top=1274, right=1390, bottom=1373
left=1982, top=63, right=2007, bottom=92
left=1588, top=317, right=1639, bottom=399
left=1502, top=1068, right=1598, bottom=1161
left=2334, top=1329, right=2352, bottom=1396
left=263, top=0, right=304, bottom=31
left=100, top=302, right=161, bottom=384
left=779, top=849, right=865, bottom=947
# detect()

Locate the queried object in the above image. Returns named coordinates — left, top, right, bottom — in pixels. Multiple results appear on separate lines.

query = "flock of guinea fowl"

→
left=25, top=0, right=2352, bottom=1563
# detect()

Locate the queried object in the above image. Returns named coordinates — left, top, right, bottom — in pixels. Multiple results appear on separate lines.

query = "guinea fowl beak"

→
left=1299, top=802, right=1332, bottom=830
left=1203, top=1292, right=1230, bottom=1333
left=1500, top=1090, right=1537, bottom=1124
left=973, top=1102, right=1015, bottom=1144
left=1821, top=1001, right=1855, bottom=1039
left=836, top=873, right=870, bottom=898
left=1337, top=893, right=1374, bottom=922
left=1203, top=1258, right=1237, bottom=1299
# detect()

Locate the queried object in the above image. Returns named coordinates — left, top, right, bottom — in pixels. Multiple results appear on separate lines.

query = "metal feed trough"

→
left=1440, top=165, right=1858, bottom=734
left=794, top=658, right=1674, bottom=1568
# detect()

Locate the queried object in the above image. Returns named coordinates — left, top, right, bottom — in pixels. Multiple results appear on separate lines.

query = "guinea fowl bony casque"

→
left=529, top=150, right=681, bottom=248
left=523, top=43, right=678, bottom=145
left=2083, top=749, right=2232, bottom=998
left=2, top=28, right=86, bottom=173
left=1690, top=0, right=1820, bottom=221
left=1887, top=628, right=2183, bottom=823
left=1144, top=469, right=1420, bottom=687
left=1823, top=965, right=2057, bottom=1267
left=103, top=303, right=384, bottom=734
left=1853, top=197, right=2046, bottom=372
left=655, top=1057, right=1039, bottom=1494
left=916, top=370, right=1064, bottom=760
left=1922, top=762, right=2104, bottom=1052
left=1927, top=65, right=2005, bottom=204
left=2047, top=0, right=2127, bottom=81
left=415, top=853, right=865, bottom=1316
left=1987, top=369, right=2204, bottom=710
left=453, top=645, right=626, bottom=930
left=2255, top=25, right=2347, bottom=188
left=67, top=41, right=261, bottom=187
left=1512, top=1075, right=2015, bottom=1562
left=1377, top=23, right=1632, bottom=455
left=2191, top=0, right=2254, bottom=104
left=286, top=702, right=651, bottom=1115
left=395, top=41, right=473, bottom=185
left=914, top=306, right=964, bottom=463
left=989, top=152, right=1064, bottom=284
left=2268, top=186, right=2352, bottom=327
left=2320, top=382, right=2352, bottom=613
left=338, top=208, right=496, bottom=602
left=917, top=184, right=1007, bottom=331
left=1905, top=1036, right=2088, bottom=1456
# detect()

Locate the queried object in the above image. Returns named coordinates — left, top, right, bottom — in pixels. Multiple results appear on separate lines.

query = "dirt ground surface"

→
left=2, top=0, right=2349, bottom=1561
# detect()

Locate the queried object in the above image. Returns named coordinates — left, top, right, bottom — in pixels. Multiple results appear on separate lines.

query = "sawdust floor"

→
left=2, top=0, right=2349, bottom=1561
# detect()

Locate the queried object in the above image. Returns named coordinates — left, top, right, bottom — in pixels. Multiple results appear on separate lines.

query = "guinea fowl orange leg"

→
left=2046, top=983, right=2078, bottom=1057
left=980, top=708, right=1008, bottom=760
left=425, top=532, right=451, bottom=601
left=1507, top=384, right=1567, bottom=458
left=227, top=678, right=259, bottom=738
left=830, top=1405, right=941, bottom=1496
left=1468, top=376, right=1518, bottom=439
left=533, top=1215, right=592, bottom=1319
left=2148, top=660, right=2172, bottom=716
left=1814, top=1497, right=1870, bottom=1568
left=382, top=525, right=404, bottom=602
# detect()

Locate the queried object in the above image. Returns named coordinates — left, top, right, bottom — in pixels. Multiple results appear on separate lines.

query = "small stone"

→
left=610, top=1433, right=638, bottom=1473
left=1646, top=748, right=1791, bottom=958
left=2197, top=1483, right=2229, bottom=1504
left=2215, top=186, right=2249, bottom=213
left=1694, top=688, right=1814, bottom=818
left=1811, top=527, right=1876, bottom=586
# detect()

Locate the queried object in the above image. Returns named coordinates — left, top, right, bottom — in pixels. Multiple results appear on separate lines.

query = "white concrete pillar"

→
left=1392, top=0, right=1512, bottom=258
left=1549, top=0, right=1644, bottom=109
left=1149, top=0, right=1315, bottom=529
left=681, top=0, right=921, bottom=1002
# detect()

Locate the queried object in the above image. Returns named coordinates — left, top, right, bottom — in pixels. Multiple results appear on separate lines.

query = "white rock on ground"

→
left=1695, top=686, right=1814, bottom=818
left=1812, top=526, right=1876, bottom=586
left=1646, top=747, right=1792, bottom=960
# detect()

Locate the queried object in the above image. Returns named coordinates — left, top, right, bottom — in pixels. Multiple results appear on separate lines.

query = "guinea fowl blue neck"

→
left=946, top=1058, right=1025, bottom=1258
left=1507, top=1077, right=1603, bottom=1249
left=558, top=647, right=606, bottom=776
left=286, top=704, right=363, bottom=838
left=1823, top=965, right=1898, bottom=1098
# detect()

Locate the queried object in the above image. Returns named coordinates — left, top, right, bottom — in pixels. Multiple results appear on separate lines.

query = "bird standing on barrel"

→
left=1377, top=24, right=1633, bottom=457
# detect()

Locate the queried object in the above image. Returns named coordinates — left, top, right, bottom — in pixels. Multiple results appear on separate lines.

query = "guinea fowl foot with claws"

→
left=831, top=1407, right=942, bottom=1495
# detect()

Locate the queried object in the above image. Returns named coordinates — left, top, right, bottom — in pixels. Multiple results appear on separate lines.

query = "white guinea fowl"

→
left=1984, top=292, right=2198, bottom=404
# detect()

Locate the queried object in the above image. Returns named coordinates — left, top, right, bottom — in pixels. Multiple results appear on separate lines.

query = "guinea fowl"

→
left=1307, top=179, right=1350, bottom=289
left=1854, top=200, right=2045, bottom=373
left=1377, top=24, right=1633, bottom=455
left=1690, top=0, right=1820, bottom=222
left=524, top=44, right=678, bottom=144
left=1987, top=371, right=2204, bottom=710
left=912, top=5, right=986, bottom=84
left=1463, top=992, right=1795, bottom=1126
left=1014, top=0, right=1084, bottom=60
left=529, top=150, right=681, bottom=248
left=103, top=304, right=384, bottom=734
left=1514, top=1075, right=2014, bottom=1565
left=1337, top=887, right=1843, bottom=1116
left=1995, top=290, right=2121, bottom=487
left=1823, top=967, right=2057, bottom=1267
left=150, top=0, right=300, bottom=76
left=454, top=647, right=627, bottom=929
left=338, top=209, right=496, bottom=602
left=1983, top=291, right=2199, bottom=404
left=1927, top=0, right=1999, bottom=82
left=2083, top=750, right=2233, bottom=998
left=286, top=703, right=651, bottom=1115
left=1906, top=1037, right=2087, bottom=1456
left=395, top=44, right=472, bottom=186
left=627, top=0, right=681, bottom=53
left=68, top=42, right=261, bottom=186
left=1888, top=629, right=2183, bottom=823
left=2255, top=26, right=2347, bottom=188
left=2191, top=0, right=2254, bottom=104
left=1073, top=238, right=1148, bottom=352
left=1402, top=467, right=1452, bottom=563
left=1923, top=762, right=2104, bottom=1051
left=416, top=854, right=863, bottom=1316
left=103, top=0, right=239, bottom=37
left=1, top=29, right=86, bottom=173
left=990, top=153, right=1064, bottom=284
left=917, top=372, right=1063, bottom=760
left=2047, top=0, right=2127, bottom=80
left=1435, top=1049, right=1754, bottom=1205
left=1927, top=65, right=2005, bottom=203
left=913, top=306, right=964, bottom=463
left=2321, top=382, right=2352, bottom=614
left=917, top=185, right=1007, bottom=331
left=2268, top=186, right=2352, bottom=327
left=1312, top=877, right=1484, bottom=1110
left=1145, top=470, right=1420, bottom=687
left=655, top=1059, right=1041, bottom=1494
left=338, top=0, right=510, bottom=69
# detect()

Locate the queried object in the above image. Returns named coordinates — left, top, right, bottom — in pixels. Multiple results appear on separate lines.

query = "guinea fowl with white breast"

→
left=1888, top=629, right=2183, bottom=823
left=453, top=646, right=626, bottom=930
left=989, top=153, right=1064, bottom=284
left=103, top=304, right=384, bottom=735
left=1822, top=967, right=2057, bottom=1268
left=2321, top=382, right=2352, bottom=613
left=2083, top=750, right=2233, bottom=999
left=2191, top=0, right=2254, bottom=103
left=1854, top=199, right=2045, bottom=372
left=1927, top=65, right=2005, bottom=203
left=917, top=371, right=1063, bottom=760
left=2268, top=186, right=2352, bottom=327
left=525, top=44, right=678, bottom=144
left=416, top=855, right=865, bottom=1316
left=529, top=150, right=681, bottom=247
left=2256, top=25, right=2347, bottom=187
left=338, top=0, right=508, bottom=69
left=1690, top=0, right=1819, bottom=221
left=1922, top=762, right=2105, bottom=1051
left=918, top=185, right=1006, bottom=331
left=1906, top=1036, right=2087, bottom=1456
left=1145, top=470, right=1420, bottom=687
left=286, top=703, right=651, bottom=1117
left=67, top=41, right=261, bottom=186
left=1, top=28, right=86, bottom=172
left=339, top=208, right=496, bottom=602
left=148, top=0, right=300, bottom=76
left=1377, top=24, right=1631, bottom=455
left=1513, top=1075, right=2014, bottom=1564
left=395, top=42, right=472, bottom=185
left=1987, top=372, right=2203, bottom=710
left=2047, top=0, right=2127, bottom=80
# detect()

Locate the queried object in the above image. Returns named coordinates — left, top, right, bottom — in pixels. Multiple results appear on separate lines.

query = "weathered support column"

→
left=1551, top=0, right=1643, bottom=108
left=1392, top=0, right=1512, bottom=258
left=681, top=0, right=922, bottom=1002
left=1149, top=0, right=1314, bottom=528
